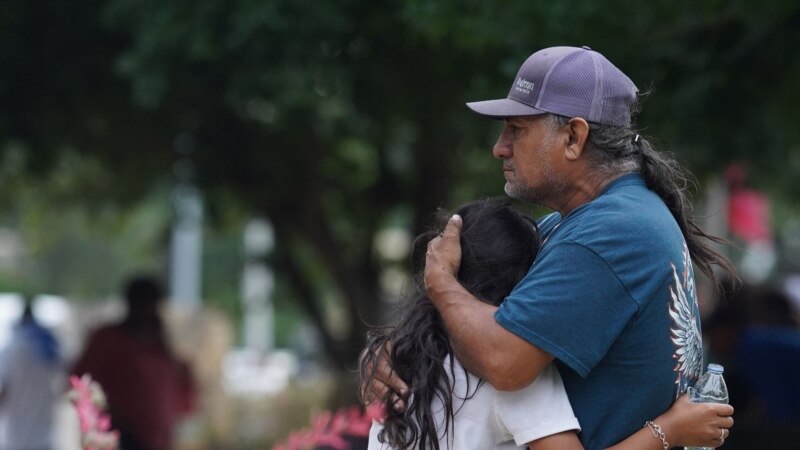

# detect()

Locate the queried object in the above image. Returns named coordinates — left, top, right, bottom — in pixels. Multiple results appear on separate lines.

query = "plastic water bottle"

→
left=685, top=363, right=729, bottom=450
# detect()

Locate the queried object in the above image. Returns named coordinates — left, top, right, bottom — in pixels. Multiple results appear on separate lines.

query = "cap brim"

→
left=465, top=98, right=548, bottom=119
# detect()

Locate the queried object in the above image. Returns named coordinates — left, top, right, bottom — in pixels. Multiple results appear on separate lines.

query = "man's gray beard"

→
left=502, top=120, right=569, bottom=206
left=504, top=141, right=567, bottom=206
left=504, top=172, right=566, bottom=206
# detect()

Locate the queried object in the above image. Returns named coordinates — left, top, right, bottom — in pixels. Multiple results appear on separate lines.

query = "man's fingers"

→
left=441, top=214, right=462, bottom=239
left=363, top=374, right=408, bottom=413
left=361, top=340, right=409, bottom=408
left=366, top=378, right=391, bottom=404
left=375, top=358, right=409, bottom=397
left=391, top=393, right=406, bottom=412
left=423, top=214, right=463, bottom=292
left=366, top=379, right=407, bottom=412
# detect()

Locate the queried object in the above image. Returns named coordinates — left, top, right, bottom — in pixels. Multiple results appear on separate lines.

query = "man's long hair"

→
left=552, top=106, right=738, bottom=288
left=359, top=198, right=540, bottom=450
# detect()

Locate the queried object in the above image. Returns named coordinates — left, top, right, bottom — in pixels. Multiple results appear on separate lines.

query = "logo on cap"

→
left=514, top=77, right=535, bottom=95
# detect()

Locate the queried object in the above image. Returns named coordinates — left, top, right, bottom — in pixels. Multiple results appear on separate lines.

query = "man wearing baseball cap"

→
left=368, top=46, right=737, bottom=448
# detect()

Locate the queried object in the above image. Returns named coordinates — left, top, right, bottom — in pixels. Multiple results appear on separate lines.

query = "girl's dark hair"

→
left=359, top=198, right=540, bottom=450
left=550, top=107, right=738, bottom=289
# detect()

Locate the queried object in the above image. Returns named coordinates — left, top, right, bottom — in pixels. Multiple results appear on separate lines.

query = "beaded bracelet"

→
left=644, top=420, right=669, bottom=449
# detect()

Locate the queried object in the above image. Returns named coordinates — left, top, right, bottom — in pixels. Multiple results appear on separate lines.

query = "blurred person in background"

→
left=0, top=299, right=64, bottom=450
left=724, top=162, right=776, bottom=283
left=73, top=275, right=196, bottom=450
left=705, top=282, right=800, bottom=422
left=704, top=281, right=800, bottom=448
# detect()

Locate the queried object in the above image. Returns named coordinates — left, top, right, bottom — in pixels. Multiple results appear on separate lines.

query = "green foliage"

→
left=0, top=158, right=171, bottom=298
left=1, top=0, right=799, bottom=369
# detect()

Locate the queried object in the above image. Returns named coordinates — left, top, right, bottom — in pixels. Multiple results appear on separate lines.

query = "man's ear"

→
left=564, top=118, right=590, bottom=161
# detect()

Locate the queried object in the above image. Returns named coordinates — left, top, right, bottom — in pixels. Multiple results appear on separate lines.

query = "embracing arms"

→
left=423, top=262, right=553, bottom=390
left=423, top=214, right=553, bottom=391
left=361, top=214, right=551, bottom=408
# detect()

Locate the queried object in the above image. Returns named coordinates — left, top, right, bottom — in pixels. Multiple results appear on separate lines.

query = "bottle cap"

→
left=707, top=363, right=724, bottom=374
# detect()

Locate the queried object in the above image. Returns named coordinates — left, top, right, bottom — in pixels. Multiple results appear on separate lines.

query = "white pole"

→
left=241, top=218, right=275, bottom=352
left=169, top=183, right=203, bottom=309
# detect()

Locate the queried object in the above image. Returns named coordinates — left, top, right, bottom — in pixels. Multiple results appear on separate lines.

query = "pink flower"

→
left=69, top=374, right=119, bottom=450
left=365, top=402, right=386, bottom=422
left=271, top=403, right=381, bottom=450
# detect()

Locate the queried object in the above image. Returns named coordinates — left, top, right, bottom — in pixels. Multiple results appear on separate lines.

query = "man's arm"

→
left=424, top=214, right=553, bottom=391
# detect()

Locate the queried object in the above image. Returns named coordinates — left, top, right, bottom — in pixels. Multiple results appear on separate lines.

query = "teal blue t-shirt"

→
left=495, top=174, right=703, bottom=449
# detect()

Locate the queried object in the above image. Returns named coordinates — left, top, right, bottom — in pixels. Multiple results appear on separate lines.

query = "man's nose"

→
left=492, top=130, right=512, bottom=160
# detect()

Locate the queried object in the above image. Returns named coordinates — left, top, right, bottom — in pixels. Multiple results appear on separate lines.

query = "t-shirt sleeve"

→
left=494, top=364, right=580, bottom=446
left=495, top=242, right=638, bottom=377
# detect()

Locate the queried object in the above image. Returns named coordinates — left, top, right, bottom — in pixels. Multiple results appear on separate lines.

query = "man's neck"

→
left=553, top=171, right=629, bottom=216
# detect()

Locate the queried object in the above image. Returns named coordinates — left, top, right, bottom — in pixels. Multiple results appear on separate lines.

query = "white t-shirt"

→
left=368, top=356, right=580, bottom=449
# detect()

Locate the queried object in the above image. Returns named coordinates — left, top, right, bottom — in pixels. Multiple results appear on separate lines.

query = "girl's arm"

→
left=528, top=395, right=734, bottom=450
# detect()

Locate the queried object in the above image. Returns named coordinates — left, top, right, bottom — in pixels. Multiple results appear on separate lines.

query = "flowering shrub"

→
left=68, top=372, right=385, bottom=450
left=68, top=374, right=120, bottom=450
left=272, top=402, right=386, bottom=450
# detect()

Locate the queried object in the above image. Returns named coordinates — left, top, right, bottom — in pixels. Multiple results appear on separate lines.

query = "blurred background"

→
left=0, top=0, right=799, bottom=449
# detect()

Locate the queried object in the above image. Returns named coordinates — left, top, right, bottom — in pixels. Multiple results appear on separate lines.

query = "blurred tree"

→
left=1, top=0, right=800, bottom=372
left=90, top=0, right=487, bottom=366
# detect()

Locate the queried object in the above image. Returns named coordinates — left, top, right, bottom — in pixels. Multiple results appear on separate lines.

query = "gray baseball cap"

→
left=466, top=46, right=638, bottom=126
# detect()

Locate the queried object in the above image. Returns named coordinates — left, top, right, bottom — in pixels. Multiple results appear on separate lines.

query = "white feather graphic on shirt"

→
left=668, top=244, right=703, bottom=393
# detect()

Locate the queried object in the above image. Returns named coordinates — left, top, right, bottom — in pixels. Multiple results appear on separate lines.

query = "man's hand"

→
left=359, top=341, right=410, bottom=412
left=424, top=214, right=463, bottom=299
